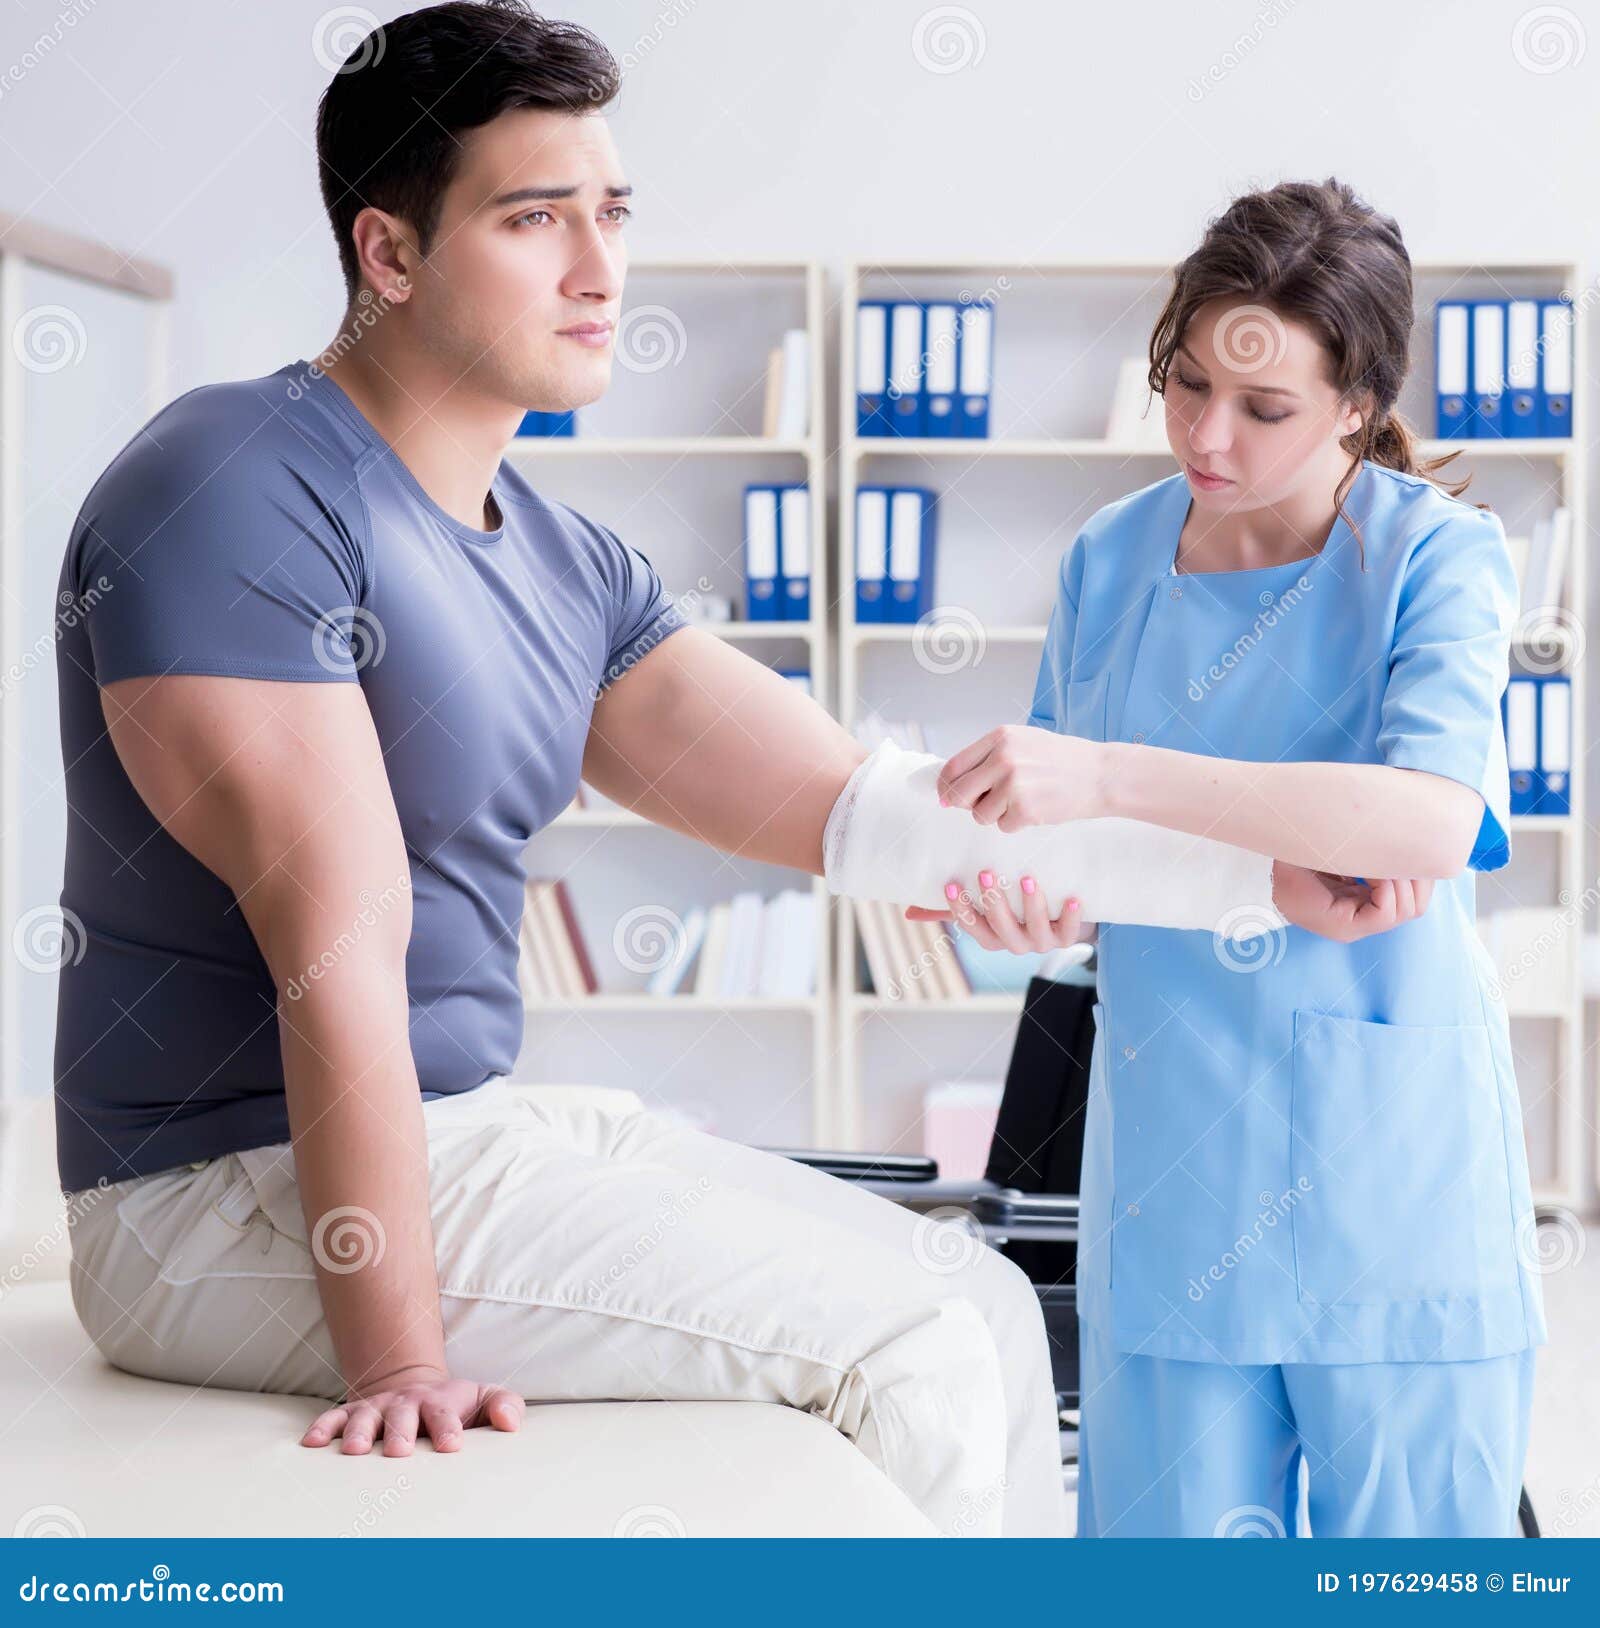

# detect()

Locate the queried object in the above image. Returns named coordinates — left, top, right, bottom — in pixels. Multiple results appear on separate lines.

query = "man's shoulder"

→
left=87, top=365, right=364, bottom=512
left=66, top=367, right=371, bottom=596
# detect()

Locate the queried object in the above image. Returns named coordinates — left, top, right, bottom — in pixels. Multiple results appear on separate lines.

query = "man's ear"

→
left=349, top=206, right=418, bottom=304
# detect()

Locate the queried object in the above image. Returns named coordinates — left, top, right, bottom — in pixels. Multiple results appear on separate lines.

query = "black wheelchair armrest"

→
left=766, top=1146, right=1080, bottom=1243
left=762, top=1148, right=940, bottom=1183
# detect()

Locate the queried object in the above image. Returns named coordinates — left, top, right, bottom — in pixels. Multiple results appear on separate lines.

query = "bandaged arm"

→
left=823, top=738, right=1286, bottom=939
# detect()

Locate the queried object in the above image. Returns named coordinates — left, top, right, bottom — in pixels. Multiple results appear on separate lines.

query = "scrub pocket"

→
left=1065, top=672, right=1110, bottom=741
left=1289, top=1008, right=1516, bottom=1305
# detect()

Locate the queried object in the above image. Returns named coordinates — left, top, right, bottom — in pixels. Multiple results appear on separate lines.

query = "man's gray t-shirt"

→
left=53, top=360, right=685, bottom=1192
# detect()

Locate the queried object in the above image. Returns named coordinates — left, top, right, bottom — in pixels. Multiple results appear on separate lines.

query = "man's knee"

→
left=950, top=1242, right=1048, bottom=1358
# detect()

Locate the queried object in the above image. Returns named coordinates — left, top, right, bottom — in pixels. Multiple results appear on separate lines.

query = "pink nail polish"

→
left=939, top=796, right=949, bottom=807
left=1021, top=876, right=1036, bottom=896
left=1066, top=897, right=1080, bottom=911
left=979, top=870, right=994, bottom=889
left=945, top=882, right=960, bottom=901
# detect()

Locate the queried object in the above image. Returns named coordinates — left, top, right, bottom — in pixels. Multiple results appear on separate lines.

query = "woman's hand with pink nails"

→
left=908, top=872, right=1097, bottom=953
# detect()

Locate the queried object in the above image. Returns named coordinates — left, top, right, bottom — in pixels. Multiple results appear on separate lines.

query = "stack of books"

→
left=758, top=329, right=811, bottom=439
left=516, top=877, right=817, bottom=1002
left=1506, top=507, right=1572, bottom=627
left=518, top=879, right=596, bottom=1001
left=675, top=889, right=817, bottom=999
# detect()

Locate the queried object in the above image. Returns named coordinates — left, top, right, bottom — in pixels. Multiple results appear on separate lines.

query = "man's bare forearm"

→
left=584, top=627, right=868, bottom=875
left=277, top=977, right=446, bottom=1395
left=244, top=880, right=447, bottom=1398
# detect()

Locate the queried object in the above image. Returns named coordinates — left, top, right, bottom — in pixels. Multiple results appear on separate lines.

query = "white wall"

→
left=3, top=0, right=1597, bottom=388
left=4, top=0, right=1597, bottom=1174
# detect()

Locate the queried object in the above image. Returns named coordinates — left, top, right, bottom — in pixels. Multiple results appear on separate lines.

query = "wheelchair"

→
left=770, top=963, right=1540, bottom=1538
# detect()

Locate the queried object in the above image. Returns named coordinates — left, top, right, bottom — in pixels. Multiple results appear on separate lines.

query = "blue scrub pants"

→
left=1076, top=1319, right=1537, bottom=1537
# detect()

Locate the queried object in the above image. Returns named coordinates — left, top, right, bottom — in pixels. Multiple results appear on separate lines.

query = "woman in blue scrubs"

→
left=931, top=178, right=1548, bottom=1537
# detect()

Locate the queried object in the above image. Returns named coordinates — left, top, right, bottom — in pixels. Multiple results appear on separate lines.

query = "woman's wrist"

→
left=1092, top=739, right=1127, bottom=818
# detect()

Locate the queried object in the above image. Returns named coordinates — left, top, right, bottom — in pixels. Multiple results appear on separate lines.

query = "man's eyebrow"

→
left=488, top=183, right=634, bottom=206
left=1176, top=341, right=1300, bottom=397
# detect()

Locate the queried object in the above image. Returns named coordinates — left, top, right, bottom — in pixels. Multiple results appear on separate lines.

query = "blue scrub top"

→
left=1029, top=461, right=1548, bottom=1365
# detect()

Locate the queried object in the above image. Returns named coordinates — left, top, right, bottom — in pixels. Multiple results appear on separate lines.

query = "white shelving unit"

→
left=834, top=258, right=1589, bottom=1204
left=512, top=261, right=834, bottom=1145
left=1412, top=260, right=1589, bottom=1211
left=0, top=215, right=172, bottom=1112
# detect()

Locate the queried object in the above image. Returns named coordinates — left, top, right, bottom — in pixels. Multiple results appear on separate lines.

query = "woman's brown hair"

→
left=1148, top=177, right=1480, bottom=564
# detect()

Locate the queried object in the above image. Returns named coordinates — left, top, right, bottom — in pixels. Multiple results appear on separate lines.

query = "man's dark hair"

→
left=315, top=2, right=620, bottom=302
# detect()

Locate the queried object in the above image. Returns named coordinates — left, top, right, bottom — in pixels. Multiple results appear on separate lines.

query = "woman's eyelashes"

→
left=1171, top=371, right=1293, bottom=425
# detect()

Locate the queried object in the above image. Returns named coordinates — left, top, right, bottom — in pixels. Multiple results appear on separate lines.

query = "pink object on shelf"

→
left=921, top=1081, right=1003, bottom=1180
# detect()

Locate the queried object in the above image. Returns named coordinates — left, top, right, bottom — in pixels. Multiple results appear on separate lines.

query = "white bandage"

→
left=823, top=738, right=1286, bottom=939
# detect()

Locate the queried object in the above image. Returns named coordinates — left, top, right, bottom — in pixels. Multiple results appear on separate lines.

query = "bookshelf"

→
left=512, top=260, right=833, bottom=1147
left=835, top=257, right=1589, bottom=1207
left=1411, top=259, right=1589, bottom=1211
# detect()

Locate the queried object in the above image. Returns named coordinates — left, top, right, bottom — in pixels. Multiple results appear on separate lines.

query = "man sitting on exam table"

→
left=53, top=0, right=1434, bottom=1541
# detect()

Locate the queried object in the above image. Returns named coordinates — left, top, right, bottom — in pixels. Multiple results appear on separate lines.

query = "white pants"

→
left=68, top=1079, right=1066, bottom=1537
